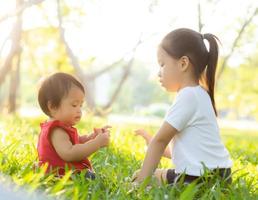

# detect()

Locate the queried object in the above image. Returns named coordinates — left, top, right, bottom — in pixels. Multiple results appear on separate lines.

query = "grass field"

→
left=0, top=115, right=257, bottom=199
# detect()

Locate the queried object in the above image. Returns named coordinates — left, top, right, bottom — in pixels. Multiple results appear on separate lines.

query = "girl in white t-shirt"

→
left=132, top=28, right=232, bottom=185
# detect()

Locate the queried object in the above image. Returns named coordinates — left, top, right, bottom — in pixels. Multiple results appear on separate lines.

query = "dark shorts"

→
left=166, top=168, right=232, bottom=185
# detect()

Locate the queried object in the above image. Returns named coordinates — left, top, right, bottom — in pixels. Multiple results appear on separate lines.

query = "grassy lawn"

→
left=0, top=115, right=257, bottom=199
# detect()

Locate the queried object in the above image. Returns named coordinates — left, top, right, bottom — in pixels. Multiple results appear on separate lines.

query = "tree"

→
left=0, top=0, right=24, bottom=113
left=197, top=1, right=258, bottom=80
left=0, top=0, right=144, bottom=114
left=0, top=0, right=257, bottom=116
left=56, top=0, right=145, bottom=114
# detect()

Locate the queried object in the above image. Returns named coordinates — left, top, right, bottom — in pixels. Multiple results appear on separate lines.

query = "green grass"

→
left=0, top=115, right=257, bottom=199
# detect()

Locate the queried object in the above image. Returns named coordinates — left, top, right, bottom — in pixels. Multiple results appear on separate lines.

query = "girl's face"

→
left=157, top=46, right=183, bottom=92
left=49, top=86, right=85, bottom=126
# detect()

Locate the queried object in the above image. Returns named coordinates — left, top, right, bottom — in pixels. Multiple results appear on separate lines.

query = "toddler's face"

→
left=157, top=46, right=182, bottom=92
left=51, top=86, right=85, bottom=126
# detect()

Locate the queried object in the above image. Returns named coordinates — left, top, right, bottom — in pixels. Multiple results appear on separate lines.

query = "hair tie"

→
left=201, top=34, right=209, bottom=53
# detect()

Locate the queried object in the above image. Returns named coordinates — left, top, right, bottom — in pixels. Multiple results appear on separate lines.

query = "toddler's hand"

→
left=95, top=128, right=110, bottom=148
left=87, top=131, right=98, bottom=140
left=94, top=125, right=112, bottom=134
left=100, top=125, right=112, bottom=133
left=90, top=125, right=112, bottom=140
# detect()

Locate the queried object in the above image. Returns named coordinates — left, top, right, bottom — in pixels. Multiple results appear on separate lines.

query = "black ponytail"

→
left=203, top=33, right=219, bottom=116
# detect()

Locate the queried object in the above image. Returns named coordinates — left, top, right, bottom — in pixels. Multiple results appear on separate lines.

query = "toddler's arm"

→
left=50, top=127, right=110, bottom=162
left=135, top=129, right=171, bottom=159
left=79, top=126, right=111, bottom=143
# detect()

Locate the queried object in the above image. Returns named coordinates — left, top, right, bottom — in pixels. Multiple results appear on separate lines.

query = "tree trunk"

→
left=0, top=1, right=23, bottom=85
left=0, top=0, right=45, bottom=23
left=56, top=0, right=96, bottom=110
left=103, top=57, right=135, bottom=111
left=8, top=51, right=21, bottom=113
left=197, top=1, right=203, bottom=32
left=7, top=0, right=23, bottom=113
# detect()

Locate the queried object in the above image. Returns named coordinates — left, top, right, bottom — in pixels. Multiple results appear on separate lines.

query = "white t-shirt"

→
left=165, top=85, right=232, bottom=176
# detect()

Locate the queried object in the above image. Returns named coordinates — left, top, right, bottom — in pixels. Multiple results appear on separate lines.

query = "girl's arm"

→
left=79, top=135, right=91, bottom=143
left=135, top=129, right=171, bottom=159
left=133, top=122, right=177, bottom=183
left=79, top=132, right=98, bottom=143
left=50, top=128, right=110, bottom=162
left=79, top=126, right=112, bottom=143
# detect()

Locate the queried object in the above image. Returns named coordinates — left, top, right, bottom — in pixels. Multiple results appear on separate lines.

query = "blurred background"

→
left=0, top=0, right=257, bottom=130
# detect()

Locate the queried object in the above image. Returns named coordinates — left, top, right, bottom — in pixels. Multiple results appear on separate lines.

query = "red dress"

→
left=37, top=120, right=93, bottom=176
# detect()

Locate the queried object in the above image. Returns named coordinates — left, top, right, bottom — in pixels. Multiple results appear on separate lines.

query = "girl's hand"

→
left=89, top=125, right=112, bottom=140
left=86, top=131, right=98, bottom=141
left=134, top=129, right=152, bottom=145
left=95, top=128, right=110, bottom=148
left=132, top=169, right=141, bottom=182
left=132, top=169, right=145, bottom=184
left=94, top=125, right=112, bottom=134
left=101, top=125, right=112, bottom=133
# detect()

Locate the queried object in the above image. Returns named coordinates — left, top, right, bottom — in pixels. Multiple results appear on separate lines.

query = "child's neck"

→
left=178, top=79, right=199, bottom=92
left=47, top=118, right=72, bottom=127
left=48, top=117, right=57, bottom=122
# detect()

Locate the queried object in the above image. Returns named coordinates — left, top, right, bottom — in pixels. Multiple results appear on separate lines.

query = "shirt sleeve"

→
left=165, top=88, right=197, bottom=132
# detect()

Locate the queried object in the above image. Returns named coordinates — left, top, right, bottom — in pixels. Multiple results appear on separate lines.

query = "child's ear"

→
left=179, top=56, right=190, bottom=72
left=47, top=101, right=56, bottom=114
